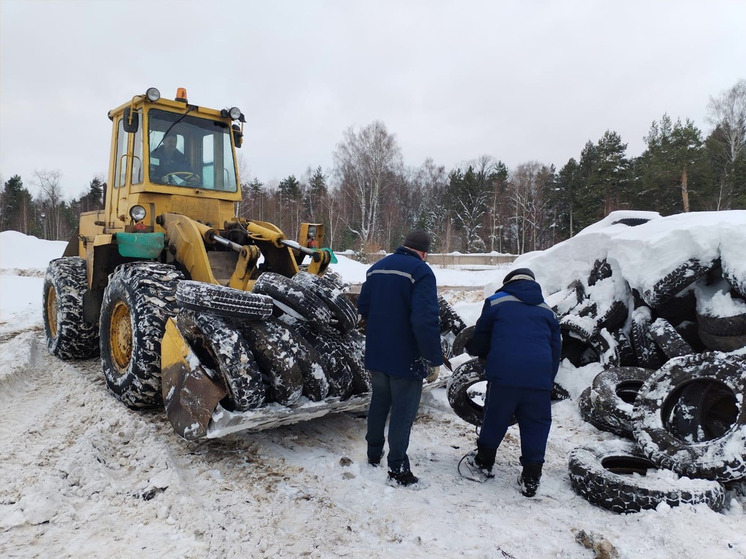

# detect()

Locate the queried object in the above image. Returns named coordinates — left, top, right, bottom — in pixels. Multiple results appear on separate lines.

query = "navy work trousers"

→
left=366, top=371, right=423, bottom=473
left=478, top=382, right=552, bottom=466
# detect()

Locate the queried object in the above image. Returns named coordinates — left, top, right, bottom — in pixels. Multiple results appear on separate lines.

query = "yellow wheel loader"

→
left=41, top=87, right=449, bottom=440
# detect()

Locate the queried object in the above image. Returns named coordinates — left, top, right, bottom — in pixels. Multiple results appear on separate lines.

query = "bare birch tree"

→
left=707, top=79, right=746, bottom=209
left=34, top=169, right=64, bottom=240
left=333, top=121, right=403, bottom=250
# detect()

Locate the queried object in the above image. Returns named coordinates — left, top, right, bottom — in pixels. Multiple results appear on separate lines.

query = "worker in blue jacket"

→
left=357, top=230, right=443, bottom=487
left=462, top=267, right=561, bottom=496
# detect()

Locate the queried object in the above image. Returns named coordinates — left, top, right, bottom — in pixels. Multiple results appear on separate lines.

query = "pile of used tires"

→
left=175, top=270, right=369, bottom=412
left=448, top=211, right=746, bottom=513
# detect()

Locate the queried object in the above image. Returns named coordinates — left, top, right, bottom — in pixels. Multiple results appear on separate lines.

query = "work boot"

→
left=518, top=461, right=542, bottom=497
left=368, top=451, right=384, bottom=467
left=459, top=450, right=495, bottom=482
left=388, top=469, right=419, bottom=487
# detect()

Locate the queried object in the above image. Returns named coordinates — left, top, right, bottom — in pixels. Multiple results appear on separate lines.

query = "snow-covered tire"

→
left=649, top=318, right=694, bottom=359
left=100, top=263, right=183, bottom=409
left=568, top=440, right=725, bottom=514
left=255, top=317, right=329, bottom=402
left=577, top=386, right=629, bottom=437
left=340, top=329, right=371, bottom=395
left=293, top=271, right=358, bottom=334
left=643, top=260, right=712, bottom=308
left=252, top=272, right=332, bottom=330
left=591, top=367, right=653, bottom=438
left=439, top=296, right=466, bottom=335
left=320, top=269, right=347, bottom=289
left=560, top=301, right=599, bottom=343
left=452, top=325, right=475, bottom=357
left=632, top=352, right=746, bottom=482
left=588, top=259, right=612, bottom=286
left=598, top=300, right=629, bottom=332
left=177, top=311, right=265, bottom=410
left=696, top=310, right=746, bottom=337
left=697, top=328, right=746, bottom=352
left=654, top=288, right=696, bottom=327
left=239, top=318, right=304, bottom=406
left=561, top=335, right=599, bottom=367
left=631, top=307, right=665, bottom=369
left=284, top=319, right=354, bottom=400
left=551, top=284, right=584, bottom=317
left=590, top=330, right=620, bottom=368
left=675, top=320, right=705, bottom=352
left=447, top=358, right=488, bottom=427
left=612, top=330, right=638, bottom=367
left=43, top=257, right=99, bottom=360
left=176, top=281, right=273, bottom=320
left=446, top=358, right=519, bottom=428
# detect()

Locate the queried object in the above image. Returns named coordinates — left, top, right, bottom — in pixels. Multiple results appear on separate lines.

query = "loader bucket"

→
left=161, top=318, right=227, bottom=440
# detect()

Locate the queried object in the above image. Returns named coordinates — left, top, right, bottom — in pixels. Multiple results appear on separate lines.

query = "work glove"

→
left=425, top=366, right=440, bottom=383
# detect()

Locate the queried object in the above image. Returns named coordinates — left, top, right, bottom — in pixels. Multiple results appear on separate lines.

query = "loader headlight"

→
left=146, top=87, right=161, bottom=102
left=228, top=106, right=242, bottom=120
left=130, top=205, right=146, bottom=221
left=222, top=107, right=243, bottom=121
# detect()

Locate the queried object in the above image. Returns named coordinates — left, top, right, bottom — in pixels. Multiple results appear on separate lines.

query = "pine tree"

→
left=1, top=175, right=33, bottom=234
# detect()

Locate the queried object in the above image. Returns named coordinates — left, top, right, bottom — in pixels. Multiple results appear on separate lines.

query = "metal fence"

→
left=341, top=252, right=517, bottom=267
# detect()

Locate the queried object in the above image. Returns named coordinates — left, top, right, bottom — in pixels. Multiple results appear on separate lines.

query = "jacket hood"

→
left=498, top=278, right=544, bottom=305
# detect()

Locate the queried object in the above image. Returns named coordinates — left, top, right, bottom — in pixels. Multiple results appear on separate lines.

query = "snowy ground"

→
left=1, top=216, right=746, bottom=559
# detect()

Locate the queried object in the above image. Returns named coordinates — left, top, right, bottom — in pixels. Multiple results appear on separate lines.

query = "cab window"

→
left=148, top=109, right=238, bottom=191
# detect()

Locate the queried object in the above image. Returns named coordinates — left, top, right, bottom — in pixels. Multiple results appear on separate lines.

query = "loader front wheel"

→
left=43, top=257, right=99, bottom=360
left=100, top=263, right=183, bottom=409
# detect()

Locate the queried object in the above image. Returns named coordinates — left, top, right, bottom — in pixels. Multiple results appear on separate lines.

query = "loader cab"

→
left=104, top=87, right=245, bottom=233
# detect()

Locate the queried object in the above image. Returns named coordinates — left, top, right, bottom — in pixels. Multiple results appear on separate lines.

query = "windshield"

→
left=148, top=109, right=238, bottom=192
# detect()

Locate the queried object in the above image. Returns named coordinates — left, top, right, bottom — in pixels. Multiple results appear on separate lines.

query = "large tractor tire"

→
left=283, top=318, right=354, bottom=400
left=100, top=263, right=183, bottom=409
left=293, top=271, right=358, bottom=334
left=43, top=257, right=99, bottom=360
left=252, top=272, right=333, bottom=331
left=632, top=352, right=746, bottom=482
left=176, top=311, right=266, bottom=411
left=176, top=281, right=274, bottom=321
left=568, top=440, right=724, bottom=514
left=239, top=318, right=305, bottom=406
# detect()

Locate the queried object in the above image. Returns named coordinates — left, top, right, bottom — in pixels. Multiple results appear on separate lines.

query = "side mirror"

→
left=232, top=124, right=243, bottom=148
left=123, top=108, right=139, bottom=133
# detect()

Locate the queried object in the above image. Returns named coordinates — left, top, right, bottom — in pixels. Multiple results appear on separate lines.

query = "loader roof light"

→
left=146, top=87, right=161, bottom=102
left=221, top=107, right=245, bottom=122
left=175, top=87, right=188, bottom=103
left=129, top=205, right=146, bottom=222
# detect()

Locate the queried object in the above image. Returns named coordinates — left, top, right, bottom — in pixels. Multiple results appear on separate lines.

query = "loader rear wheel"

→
left=100, top=263, right=183, bottom=409
left=43, top=257, right=99, bottom=360
left=177, top=311, right=266, bottom=411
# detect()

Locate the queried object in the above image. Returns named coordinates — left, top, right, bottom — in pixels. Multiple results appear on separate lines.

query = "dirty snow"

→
left=2, top=215, right=746, bottom=558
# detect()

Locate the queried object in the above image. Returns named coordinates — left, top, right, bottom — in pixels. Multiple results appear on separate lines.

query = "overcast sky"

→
left=1, top=0, right=744, bottom=200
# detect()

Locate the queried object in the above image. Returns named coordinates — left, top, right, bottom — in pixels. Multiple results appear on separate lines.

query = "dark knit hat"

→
left=503, top=267, right=535, bottom=284
left=404, top=230, right=431, bottom=253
